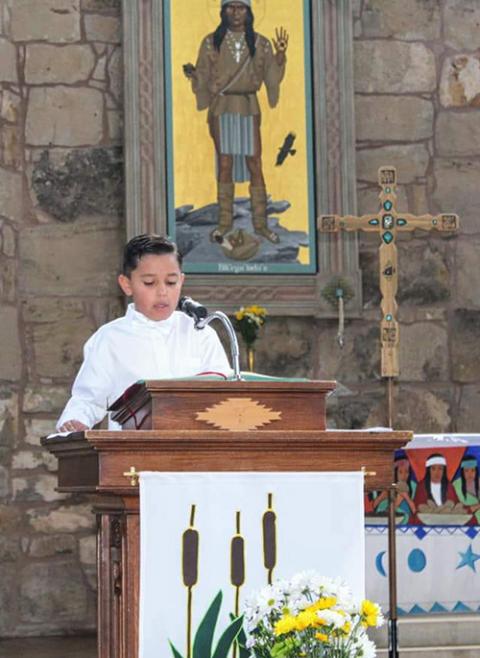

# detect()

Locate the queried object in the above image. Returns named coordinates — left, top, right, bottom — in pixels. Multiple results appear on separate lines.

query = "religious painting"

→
left=163, top=0, right=316, bottom=274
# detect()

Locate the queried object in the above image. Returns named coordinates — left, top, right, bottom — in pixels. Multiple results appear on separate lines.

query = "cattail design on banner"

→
left=182, top=504, right=199, bottom=658
left=262, top=493, right=277, bottom=584
left=230, top=511, right=245, bottom=658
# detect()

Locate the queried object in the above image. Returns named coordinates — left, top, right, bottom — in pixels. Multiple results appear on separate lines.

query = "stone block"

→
left=397, top=242, right=450, bottom=305
left=0, top=166, right=23, bottom=222
left=28, top=504, right=96, bottom=532
left=440, top=54, right=480, bottom=108
left=13, top=449, right=57, bottom=472
left=23, top=298, right=97, bottom=378
left=25, top=44, right=95, bottom=84
left=253, top=318, right=314, bottom=379
left=317, top=321, right=381, bottom=384
left=19, top=219, right=123, bottom=296
left=0, top=305, right=21, bottom=380
left=356, top=144, right=430, bottom=183
left=0, top=390, right=18, bottom=447
left=458, top=385, right=480, bottom=432
left=0, top=567, right=17, bottom=635
left=367, top=387, right=451, bottom=432
left=357, top=185, right=408, bottom=217
left=1, top=123, right=22, bottom=169
left=436, top=112, right=480, bottom=156
left=456, top=239, right=480, bottom=308
left=0, top=257, right=16, bottom=302
left=0, top=89, right=21, bottom=122
left=31, top=147, right=124, bottom=221
left=20, top=561, right=88, bottom=624
left=1, top=222, right=16, bottom=257
left=92, top=53, right=107, bottom=80
left=82, top=0, right=120, bottom=10
left=444, top=0, right=480, bottom=51
left=399, top=322, right=448, bottom=382
left=327, top=387, right=384, bottom=430
left=451, top=310, right=480, bottom=383
left=23, top=391, right=69, bottom=416
left=361, top=0, right=441, bottom=40
left=354, top=42, right=435, bottom=94
left=0, top=37, right=18, bottom=83
left=11, top=0, right=81, bottom=43
left=107, top=46, right=123, bottom=104
left=432, top=159, right=480, bottom=234
left=0, top=463, right=8, bottom=497
left=107, top=109, right=122, bottom=142
left=0, top=536, right=21, bottom=561
left=26, top=86, right=103, bottom=146
left=79, top=534, right=96, bottom=564
left=356, top=96, right=434, bottom=142
left=29, top=534, right=76, bottom=558
left=84, top=14, right=120, bottom=42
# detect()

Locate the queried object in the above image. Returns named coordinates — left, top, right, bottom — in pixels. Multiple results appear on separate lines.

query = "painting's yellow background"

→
left=169, top=0, right=312, bottom=264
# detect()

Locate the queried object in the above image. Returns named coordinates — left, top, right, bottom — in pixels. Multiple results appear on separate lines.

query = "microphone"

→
left=178, top=296, right=208, bottom=323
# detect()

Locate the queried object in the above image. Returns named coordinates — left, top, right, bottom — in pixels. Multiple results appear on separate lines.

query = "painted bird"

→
left=275, top=132, right=297, bottom=166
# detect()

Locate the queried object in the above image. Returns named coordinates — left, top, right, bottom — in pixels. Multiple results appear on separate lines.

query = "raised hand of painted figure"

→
left=272, top=27, right=289, bottom=65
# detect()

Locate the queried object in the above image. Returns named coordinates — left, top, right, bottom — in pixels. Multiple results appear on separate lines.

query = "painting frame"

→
left=122, top=0, right=362, bottom=317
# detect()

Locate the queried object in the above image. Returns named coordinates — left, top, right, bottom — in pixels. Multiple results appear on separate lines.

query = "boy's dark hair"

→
left=122, top=234, right=183, bottom=276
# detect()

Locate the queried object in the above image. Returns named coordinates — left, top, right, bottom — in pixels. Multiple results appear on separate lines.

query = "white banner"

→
left=366, top=526, right=480, bottom=614
left=139, top=471, right=364, bottom=658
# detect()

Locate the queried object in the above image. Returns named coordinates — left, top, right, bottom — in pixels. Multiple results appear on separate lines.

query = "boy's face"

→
left=118, top=253, right=185, bottom=322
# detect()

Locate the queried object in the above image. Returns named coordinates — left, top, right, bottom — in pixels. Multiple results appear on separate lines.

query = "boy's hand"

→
left=58, top=420, right=89, bottom=433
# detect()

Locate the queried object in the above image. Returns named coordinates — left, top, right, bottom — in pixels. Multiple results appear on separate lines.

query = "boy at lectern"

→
left=57, top=234, right=230, bottom=432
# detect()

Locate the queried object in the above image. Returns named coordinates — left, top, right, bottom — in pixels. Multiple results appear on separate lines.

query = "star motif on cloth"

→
left=457, top=544, right=480, bottom=572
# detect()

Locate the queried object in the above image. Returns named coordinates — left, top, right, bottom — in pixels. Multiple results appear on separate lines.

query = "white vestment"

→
left=57, top=304, right=230, bottom=430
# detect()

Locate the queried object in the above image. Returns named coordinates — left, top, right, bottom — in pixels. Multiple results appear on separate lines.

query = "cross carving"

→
left=318, top=166, right=459, bottom=383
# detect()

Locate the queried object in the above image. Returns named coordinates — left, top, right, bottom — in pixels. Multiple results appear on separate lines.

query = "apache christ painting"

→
left=163, top=0, right=316, bottom=274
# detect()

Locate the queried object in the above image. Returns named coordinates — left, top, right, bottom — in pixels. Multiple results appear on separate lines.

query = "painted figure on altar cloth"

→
left=414, top=453, right=465, bottom=515
left=370, top=455, right=417, bottom=524
left=184, top=0, right=288, bottom=245
left=453, top=455, right=480, bottom=524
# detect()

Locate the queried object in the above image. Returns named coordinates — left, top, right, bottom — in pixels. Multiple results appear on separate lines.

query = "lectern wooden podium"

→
left=43, top=379, right=411, bottom=658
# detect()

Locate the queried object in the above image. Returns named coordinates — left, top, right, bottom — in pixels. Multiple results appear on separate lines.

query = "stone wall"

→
left=256, top=0, right=480, bottom=434
left=0, top=0, right=123, bottom=638
left=1, top=0, right=480, bottom=641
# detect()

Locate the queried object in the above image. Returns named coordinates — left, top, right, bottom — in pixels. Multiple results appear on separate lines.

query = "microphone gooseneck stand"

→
left=195, top=311, right=243, bottom=381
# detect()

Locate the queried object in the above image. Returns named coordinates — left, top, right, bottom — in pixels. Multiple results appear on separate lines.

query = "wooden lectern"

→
left=43, top=379, right=411, bottom=658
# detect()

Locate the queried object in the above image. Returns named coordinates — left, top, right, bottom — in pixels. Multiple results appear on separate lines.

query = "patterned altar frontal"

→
left=366, top=435, right=480, bottom=614
left=139, top=472, right=364, bottom=658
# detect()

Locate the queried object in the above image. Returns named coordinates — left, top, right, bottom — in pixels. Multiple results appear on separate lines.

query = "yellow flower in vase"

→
left=234, top=305, right=267, bottom=372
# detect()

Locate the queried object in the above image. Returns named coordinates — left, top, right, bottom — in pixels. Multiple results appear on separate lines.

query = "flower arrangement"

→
left=234, top=305, right=267, bottom=371
left=234, top=305, right=267, bottom=347
left=243, top=572, right=383, bottom=658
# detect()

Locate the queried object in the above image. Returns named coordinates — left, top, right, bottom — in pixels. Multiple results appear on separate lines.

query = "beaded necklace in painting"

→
left=225, top=29, right=247, bottom=63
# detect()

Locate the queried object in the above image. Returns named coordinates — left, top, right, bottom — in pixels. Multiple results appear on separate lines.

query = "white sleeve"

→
left=198, top=325, right=232, bottom=375
left=56, top=332, right=113, bottom=430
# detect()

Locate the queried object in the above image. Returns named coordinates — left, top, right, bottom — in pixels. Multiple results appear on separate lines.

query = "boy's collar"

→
left=126, top=303, right=176, bottom=332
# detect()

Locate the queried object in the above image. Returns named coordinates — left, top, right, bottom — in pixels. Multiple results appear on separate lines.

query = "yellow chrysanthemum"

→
left=361, top=600, right=380, bottom=627
left=314, top=632, right=329, bottom=642
left=274, top=614, right=297, bottom=636
left=308, top=596, right=337, bottom=612
left=295, top=610, right=318, bottom=630
left=341, top=621, right=352, bottom=635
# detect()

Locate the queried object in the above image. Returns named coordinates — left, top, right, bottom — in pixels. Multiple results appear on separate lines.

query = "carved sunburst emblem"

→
left=196, top=397, right=282, bottom=431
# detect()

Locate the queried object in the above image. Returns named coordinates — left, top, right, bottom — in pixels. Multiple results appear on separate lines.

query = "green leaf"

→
left=169, top=640, right=185, bottom=658
left=212, top=615, right=244, bottom=658
left=192, top=591, right=223, bottom=658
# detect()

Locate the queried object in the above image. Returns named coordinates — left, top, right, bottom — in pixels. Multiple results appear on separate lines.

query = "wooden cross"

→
left=318, top=166, right=459, bottom=424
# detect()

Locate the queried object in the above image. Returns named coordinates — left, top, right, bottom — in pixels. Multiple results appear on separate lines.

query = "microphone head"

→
left=179, top=296, right=208, bottom=320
